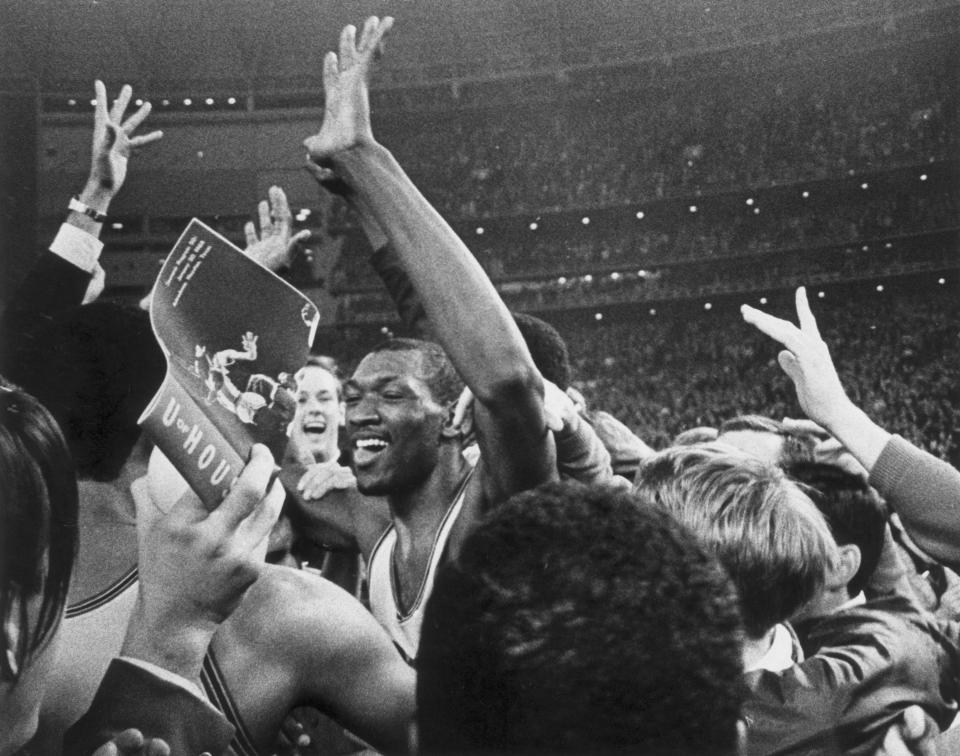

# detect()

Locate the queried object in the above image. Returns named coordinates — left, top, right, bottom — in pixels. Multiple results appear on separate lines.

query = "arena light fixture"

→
left=558, top=276, right=567, bottom=284
left=206, top=98, right=214, bottom=105
left=745, top=198, right=754, bottom=206
left=135, top=99, right=143, bottom=106
left=802, top=190, right=810, bottom=199
left=753, top=208, right=760, bottom=215
left=529, top=222, right=538, bottom=231
left=583, top=274, right=593, bottom=283
left=649, top=308, right=656, bottom=315
left=689, top=205, right=698, bottom=213
left=90, top=99, right=97, bottom=106
left=68, top=99, right=76, bottom=106
left=228, top=97, right=237, bottom=105
left=818, top=291, right=825, bottom=298
left=876, top=285, right=884, bottom=292
left=594, top=312, right=603, bottom=321
left=610, top=272, right=621, bottom=280
left=581, top=216, right=590, bottom=225
left=636, top=211, right=645, bottom=220
left=920, top=174, right=928, bottom=181
left=475, top=227, right=484, bottom=235
left=938, top=278, right=946, bottom=285
left=704, top=302, right=712, bottom=310
left=759, top=297, right=767, bottom=305
left=184, top=98, right=192, bottom=106
left=162, top=99, right=170, bottom=106
left=860, top=182, right=869, bottom=190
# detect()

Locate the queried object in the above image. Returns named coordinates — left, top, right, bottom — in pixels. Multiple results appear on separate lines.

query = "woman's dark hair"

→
left=0, top=378, right=78, bottom=681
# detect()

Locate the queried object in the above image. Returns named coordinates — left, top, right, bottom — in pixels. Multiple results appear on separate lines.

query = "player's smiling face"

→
left=292, top=365, right=342, bottom=463
left=344, top=350, right=447, bottom=496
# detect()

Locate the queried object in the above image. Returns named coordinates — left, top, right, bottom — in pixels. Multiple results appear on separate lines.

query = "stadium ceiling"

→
left=0, top=0, right=953, bottom=93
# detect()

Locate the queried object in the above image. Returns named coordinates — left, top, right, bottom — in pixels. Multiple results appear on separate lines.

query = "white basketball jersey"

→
left=367, top=472, right=472, bottom=662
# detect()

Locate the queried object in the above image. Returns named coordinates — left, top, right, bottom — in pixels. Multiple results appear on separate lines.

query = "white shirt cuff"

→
left=48, top=223, right=104, bottom=274
left=117, top=656, right=206, bottom=701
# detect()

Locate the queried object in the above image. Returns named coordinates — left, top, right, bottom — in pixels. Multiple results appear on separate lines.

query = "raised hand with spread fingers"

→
left=303, top=16, right=393, bottom=165
left=87, top=81, right=164, bottom=204
left=243, top=185, right=311, bottom=273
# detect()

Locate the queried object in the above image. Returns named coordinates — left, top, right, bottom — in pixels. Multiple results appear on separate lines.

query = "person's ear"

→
left=827, top=544, right=862, bottom=592
left=442, top=387, right=475, bottom=443
left=2, top=595, right=22, bottom=678
left=736, top=718, right=748, bottom=756
left=442, top=398, right=471, bottom=441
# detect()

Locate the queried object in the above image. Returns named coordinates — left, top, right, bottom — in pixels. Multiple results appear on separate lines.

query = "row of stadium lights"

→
left=104, top=167, right=936, bottom=239
left=472, top=175, right=931, bottom=236
left=556, top=236, right=915, bottom=289
left=375, top=273, right=950, bottom=331
left=589, top=277, right=949, bottom=321
left=73, top=97, right=240, bottom=107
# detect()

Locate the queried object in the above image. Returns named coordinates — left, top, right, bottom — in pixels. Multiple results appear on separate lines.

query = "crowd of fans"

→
left=324, top=41, right=956, bottom=297
left=331, top=182, right=959, bottom=291
left=326, top=283, right=960, bottom=470
left=348, top=48, right=957, bottom=221
left=1, top=13, right=959, bottom=756
left=566, top=289, right=960, bottom=465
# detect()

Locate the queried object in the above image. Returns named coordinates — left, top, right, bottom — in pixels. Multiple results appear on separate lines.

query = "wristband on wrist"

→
left=68, top=196, right=108, bottom=223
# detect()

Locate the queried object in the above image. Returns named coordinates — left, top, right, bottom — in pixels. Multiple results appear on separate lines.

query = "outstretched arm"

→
left=742, top=287, right=960, bottom=568
left=305, top=160, right=431, bottom=338
left=304, top=18, right=554, bottom=506
left=1, top=81, right=161, bottom=366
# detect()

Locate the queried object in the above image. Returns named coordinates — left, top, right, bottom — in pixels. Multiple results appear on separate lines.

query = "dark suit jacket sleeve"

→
left=0, top=249, right=93, bottom=373
left=63, top=659, right=235, bottom=756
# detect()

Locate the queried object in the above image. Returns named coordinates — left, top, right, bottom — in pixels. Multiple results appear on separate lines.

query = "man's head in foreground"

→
left=416, top=481, right=745, bottom=755
left=634, top=443, right=838, bottom=641
left=718, top=415, right=817, bottom=468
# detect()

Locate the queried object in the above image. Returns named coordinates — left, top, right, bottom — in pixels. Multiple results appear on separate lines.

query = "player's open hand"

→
left=303, top=16, right=393, bottom=165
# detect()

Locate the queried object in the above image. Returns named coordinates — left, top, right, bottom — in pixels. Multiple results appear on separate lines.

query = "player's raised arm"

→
left=304, top=17, right=555, bottom=504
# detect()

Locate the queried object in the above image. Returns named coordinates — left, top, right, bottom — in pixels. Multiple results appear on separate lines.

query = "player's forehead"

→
left=351, top=350, right=431, bottom=391
left=296, top=365, right=339, bottom=394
